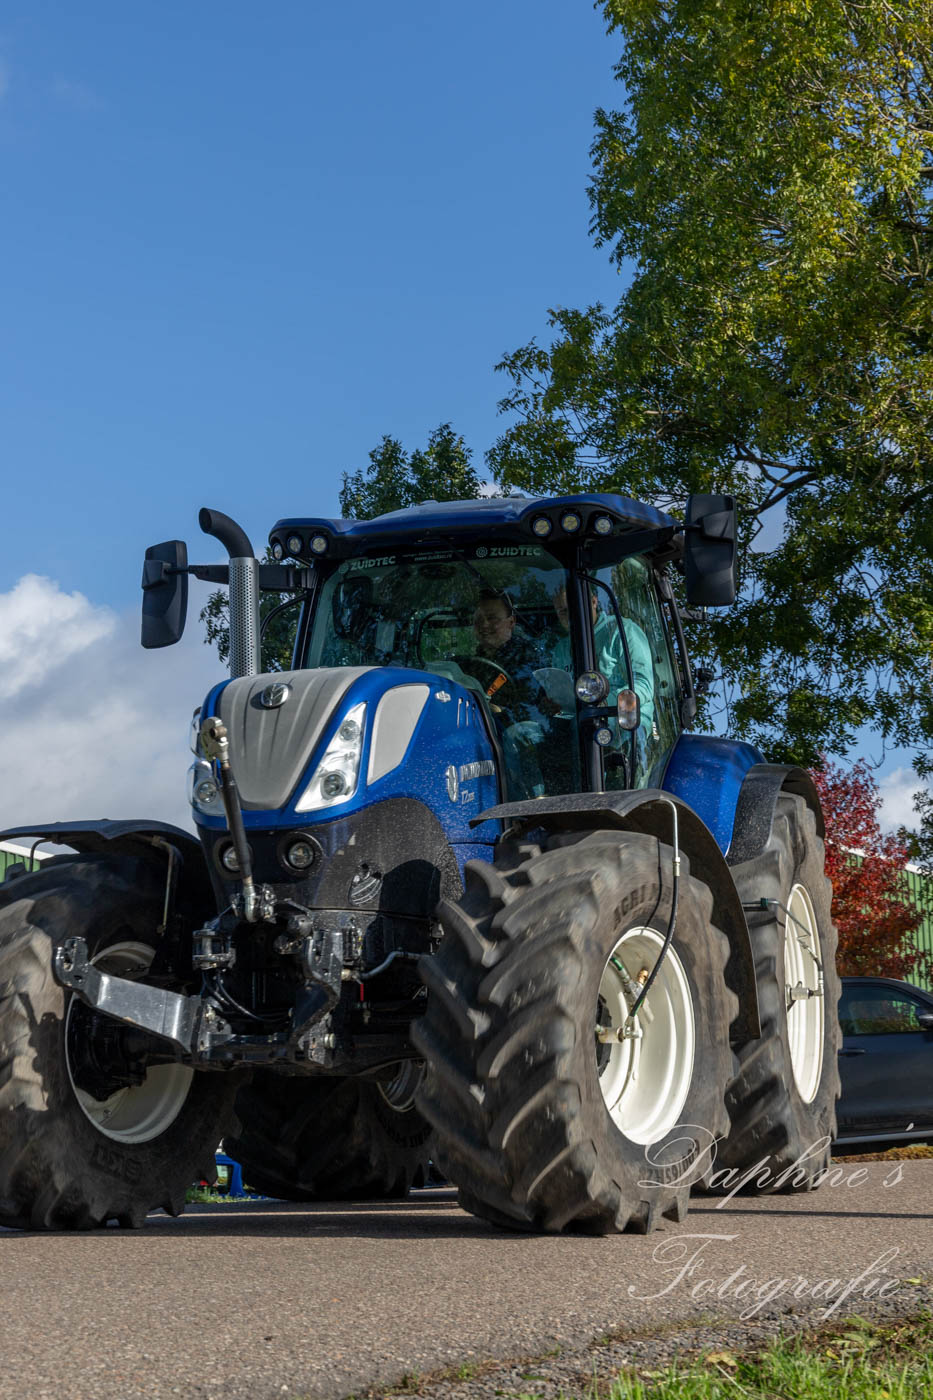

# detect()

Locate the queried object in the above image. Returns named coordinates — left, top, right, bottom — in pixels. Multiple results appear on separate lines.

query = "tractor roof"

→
left=270, top=493, right=677, bottom=561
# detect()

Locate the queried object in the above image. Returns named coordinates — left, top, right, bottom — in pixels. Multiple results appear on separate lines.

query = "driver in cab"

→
left=466, top=589, right=542, bottom=722
left=452, top=588, right=549, bottom=800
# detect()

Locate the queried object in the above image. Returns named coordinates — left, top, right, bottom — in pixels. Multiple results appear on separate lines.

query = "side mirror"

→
left=141, top=540, right=188, bottom=648
left=684, top=494, right=737, bottom=607
left=918, top=1012, right=933, bottom=1031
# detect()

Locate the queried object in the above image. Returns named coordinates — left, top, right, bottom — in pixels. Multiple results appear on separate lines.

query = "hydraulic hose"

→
left=200, top=717, right=259, bottom=922
left=628, top=795, right=681, bottom=1020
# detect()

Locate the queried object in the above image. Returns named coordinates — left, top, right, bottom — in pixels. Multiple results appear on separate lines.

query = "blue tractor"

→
left=0, top=493, right=840, bottom=1231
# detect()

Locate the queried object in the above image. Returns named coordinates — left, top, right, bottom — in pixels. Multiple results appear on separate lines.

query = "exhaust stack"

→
left=199, top=508, right=260, bottom=678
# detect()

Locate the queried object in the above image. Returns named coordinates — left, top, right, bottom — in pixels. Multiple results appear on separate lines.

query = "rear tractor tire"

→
left=226, top=1066, right=434, bottom=1201
left=0, top=855, right=241, bottom=1231
left=716, top=792, right=842, bottom=1191
left=412, top=831, right=739, bottom=1234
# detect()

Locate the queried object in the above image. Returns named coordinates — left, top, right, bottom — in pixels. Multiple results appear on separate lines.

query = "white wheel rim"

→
left=784, top=883, right=824, bottom=1104
left=66, top=940, right=194, bottom=1144
left=596, top=926, right=695, bottom=1145
left=377, top=1061, right=424, bottom=1113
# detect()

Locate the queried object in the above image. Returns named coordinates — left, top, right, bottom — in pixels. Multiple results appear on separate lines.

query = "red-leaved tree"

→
left=811, top=758, right=930, bottom=981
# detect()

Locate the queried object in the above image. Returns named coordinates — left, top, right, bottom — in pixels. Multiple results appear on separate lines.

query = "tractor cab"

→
left=271, top=492, right=732, bottom=802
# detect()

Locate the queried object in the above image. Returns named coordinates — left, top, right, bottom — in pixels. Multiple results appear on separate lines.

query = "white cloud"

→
left=0, top=575, right=115, bottom=699
left=0, top=576, right=227, bottom=836
left=878, top=766, right=929, bottom=835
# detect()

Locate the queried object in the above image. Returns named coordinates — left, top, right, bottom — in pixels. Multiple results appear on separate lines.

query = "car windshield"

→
left=305, top=546, right=585, bottom=797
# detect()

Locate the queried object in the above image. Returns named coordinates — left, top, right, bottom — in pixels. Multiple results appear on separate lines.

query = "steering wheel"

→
left=461, top=655, right=514, bottom=696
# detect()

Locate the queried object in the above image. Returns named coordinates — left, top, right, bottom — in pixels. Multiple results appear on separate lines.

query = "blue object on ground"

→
left=215, top=1151, right=244, bottom=1196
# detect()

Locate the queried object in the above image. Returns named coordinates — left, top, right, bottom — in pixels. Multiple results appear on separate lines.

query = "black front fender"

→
left=0, top=820, right=212, bottom=908
left=727, top=764, right=824, bottom=866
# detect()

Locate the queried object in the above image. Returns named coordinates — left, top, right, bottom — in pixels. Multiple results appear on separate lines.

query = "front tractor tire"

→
left=412, top=831, right=738, bottom=1234
left=717, top=792, right=842, bottom=1189
left=0, top=855, right=240, bottom=1230
left=226, top=1068, right=434, bottom=1201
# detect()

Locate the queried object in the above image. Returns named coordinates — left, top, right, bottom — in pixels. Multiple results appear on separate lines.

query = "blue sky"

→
left=2, top=0, right=621, bottom=604
left=0, top=2, right=923, bottom=831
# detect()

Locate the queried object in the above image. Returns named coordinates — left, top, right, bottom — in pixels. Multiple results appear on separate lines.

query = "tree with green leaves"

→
left=490, top=0, right=933, bottom=769
left=339, top=422, right=483, bottom=517
left=201, top=424, right=482, bottom=667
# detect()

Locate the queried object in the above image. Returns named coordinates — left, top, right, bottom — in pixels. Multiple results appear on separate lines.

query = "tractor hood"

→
left=212, top=667, right=372, bottom=810
left=191, top=665, right=501, bottom=842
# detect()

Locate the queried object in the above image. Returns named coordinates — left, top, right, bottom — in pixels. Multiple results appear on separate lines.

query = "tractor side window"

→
left=596, top=557, right=681, bottom=788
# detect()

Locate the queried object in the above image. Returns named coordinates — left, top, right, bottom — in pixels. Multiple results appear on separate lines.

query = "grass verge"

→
left=832, top=1144, right=933, bottom=1163
left=354, top=1312, right=933, bottom=1400
left=605, top=1313, right=933, bottom=1399
left=184, top=1186, right=259, bottom=1204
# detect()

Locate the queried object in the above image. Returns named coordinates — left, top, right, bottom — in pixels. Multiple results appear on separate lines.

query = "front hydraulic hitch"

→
left=53, top=936, right=232, bottom=1058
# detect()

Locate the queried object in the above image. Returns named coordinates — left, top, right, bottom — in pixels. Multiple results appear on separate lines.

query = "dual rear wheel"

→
left=718, top=794, right=841, bottom=1189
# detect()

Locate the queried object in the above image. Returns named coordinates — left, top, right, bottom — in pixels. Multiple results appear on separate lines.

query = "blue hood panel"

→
left=196, top=666, right=502, bottom=845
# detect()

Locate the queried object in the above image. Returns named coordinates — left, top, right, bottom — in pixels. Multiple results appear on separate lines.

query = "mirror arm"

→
left=187, top=564, right=229, bottom=585
left=180, top=563, right=314, bottom=590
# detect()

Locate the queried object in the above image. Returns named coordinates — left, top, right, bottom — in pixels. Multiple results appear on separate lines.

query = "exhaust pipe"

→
left=199, top=508, right=260, bottom=678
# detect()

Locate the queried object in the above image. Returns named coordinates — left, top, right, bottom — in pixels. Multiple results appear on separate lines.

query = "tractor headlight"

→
left=284, top=838, right=316, bottom=871
left=575, top=671, right=610, bottom=704
left=187, top=759, right=224, bottom=815
left=295, top=702, right=367, bottom=813
left=220, top=843, right=241, bottom=872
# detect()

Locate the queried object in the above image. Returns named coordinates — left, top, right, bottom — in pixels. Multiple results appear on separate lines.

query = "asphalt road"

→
left=1, top=1162, right=931, bottom=1400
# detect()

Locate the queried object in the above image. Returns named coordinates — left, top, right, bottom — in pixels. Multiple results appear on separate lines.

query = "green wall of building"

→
left=903, top=864, right=933, bottom=991
left=0, top=845, right=42, bottom=881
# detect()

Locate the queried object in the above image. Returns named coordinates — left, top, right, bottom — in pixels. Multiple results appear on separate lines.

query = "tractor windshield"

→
left=306, top=546, right=586, bottom=797
left=303, top=545, right=678, bottom=799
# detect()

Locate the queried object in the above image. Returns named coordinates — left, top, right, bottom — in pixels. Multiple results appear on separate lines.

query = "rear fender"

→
left=727, top=764, right=824, bottom=866
left=473, top=790, right=760, bottom=1043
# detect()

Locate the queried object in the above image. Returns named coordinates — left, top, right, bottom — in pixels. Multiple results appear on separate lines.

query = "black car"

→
left=834, top=975, right=933, bottom=1149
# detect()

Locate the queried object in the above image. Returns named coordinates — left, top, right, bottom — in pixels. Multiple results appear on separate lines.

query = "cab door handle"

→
left=838, top=1048, right=866, bottom=1056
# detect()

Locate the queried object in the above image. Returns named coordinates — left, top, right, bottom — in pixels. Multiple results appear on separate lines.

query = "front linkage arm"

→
left=54, top=936, right=228, bottom=1060
left=53, top=921, right=346, bottom=1068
